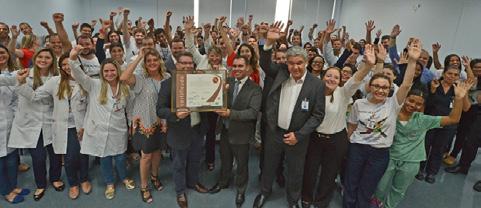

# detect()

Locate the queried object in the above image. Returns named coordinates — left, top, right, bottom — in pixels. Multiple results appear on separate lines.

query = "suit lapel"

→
left=232, top=79, right=252, bottom=107
left=268, top=67, right=289, bottom=96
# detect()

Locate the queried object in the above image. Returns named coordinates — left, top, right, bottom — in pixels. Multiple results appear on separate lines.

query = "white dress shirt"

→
left=277, top=71, right=307, bottom=130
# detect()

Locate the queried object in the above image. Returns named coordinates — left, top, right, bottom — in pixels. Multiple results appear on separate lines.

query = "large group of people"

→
left=0, top=6, right=480, bottom=208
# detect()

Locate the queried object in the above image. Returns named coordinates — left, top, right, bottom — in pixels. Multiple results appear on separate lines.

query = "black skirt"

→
left=131, top=127, right=163, bottom=154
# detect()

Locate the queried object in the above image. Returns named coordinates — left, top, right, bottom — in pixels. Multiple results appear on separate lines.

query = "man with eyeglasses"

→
left=157, top=51, right=209, bottom=208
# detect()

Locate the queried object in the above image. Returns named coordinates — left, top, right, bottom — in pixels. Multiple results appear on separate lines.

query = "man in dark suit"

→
left=253, top=22, right=325, bottom=208
left=156, top=51, right=209, bottom=208
left=208, top=56, right=262, bottom=207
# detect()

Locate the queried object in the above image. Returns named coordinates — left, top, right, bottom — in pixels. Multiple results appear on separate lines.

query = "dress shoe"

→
left=189, top=183, right=208, bottom=193
left=176, top=193, right=188, bottom=208
left=425, top=174, right=435, bottom=184
left=276, top=174, right=286, bottom=188
left=253, top=194, right=268, bottom=208
left=81, top=181, right=92, bottom=194
left=235, top=193, right=245, bottom=207
left=473, top=181, right=481, bottom=192
left=33, top=189, right=45, bottom=201
left=415, top=171, right=425, bottom=181
left=445, top=165, right=468, bottom=175
left=443, top=155, right=457, bottom=166
left=209, top=184, right=227, bottom=194
left=18, top=163, right=30, bottom=172
left=52, top=181, right=65, bottom=192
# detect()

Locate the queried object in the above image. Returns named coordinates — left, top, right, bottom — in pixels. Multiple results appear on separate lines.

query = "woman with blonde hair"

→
left=120, top=48, right=169, bottom=203
left=8, top=48, right=62, bottom=201
left=7, top=25, right=40, bottom=68
left=69, top=45, right=135, bottom=200
left=16, top=52, right=92, bottom=200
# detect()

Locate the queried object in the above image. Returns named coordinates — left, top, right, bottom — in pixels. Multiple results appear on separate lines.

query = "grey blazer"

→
left=218, top=78, right=262, bottom=145
left=156, top=77, right=208, bottom=150
left=259, top=47, right=325, bottom=143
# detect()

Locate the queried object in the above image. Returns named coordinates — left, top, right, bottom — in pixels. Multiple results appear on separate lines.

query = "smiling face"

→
left=102, top=63, right=118, bottom=83
left=292, top=35, right=301, bottom=46
left=382, top=68, right=396, bottom=82
left=287, top=55, right=306, bottom=81
left=402, top=94, right=424, bottom=113
left=110, top=46, right=124, bottom=62
left=232, top=58, right=249, bottom=80
left=0, top=47, right=10, bottom=67
left=49, top=35, right=63, bottom=54
left=449, top=56, right=461, bottom=68
left=442, top=68, right=460, bottom=85
left=369, top=77, right=391, bottom=102
left=176, top=55, right=194, bottom=71
left=108, top=32, right=120, bottom=43
left=60, top=57, right=71, bottom=76
left=0, top=23, right=9, bottom=38
left=275, top=51, right=287, bottom=64
left=323, top=68, right=341, bottom=91
left=208, top=51, right=222, bottom=66
left=310, top=56, right=324, bottom=72
left=35, top=51, right=54, bottom=69
left=418, top=51, right=429, bottom=67
left=472, top=62, right=481, bottom=77
left=341, top=66, right=353, bottom=83
left=78, top=37, right=94, bottom=55
left=144, top=53, right=161, bottom=76
left=239, top=45, right=252, bottom=60
left=19, top=23, right=32, bottom=35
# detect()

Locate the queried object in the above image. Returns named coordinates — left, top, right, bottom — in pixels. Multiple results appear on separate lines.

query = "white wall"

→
left=291, top=0, right=334, bottom=43
left=337, top=0, right=481, bottom=58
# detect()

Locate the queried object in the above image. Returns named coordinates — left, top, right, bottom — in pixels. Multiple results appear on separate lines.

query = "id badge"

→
left=301, top=98, right=309, bottom=111
left=449, top=100, right=453, bottom=109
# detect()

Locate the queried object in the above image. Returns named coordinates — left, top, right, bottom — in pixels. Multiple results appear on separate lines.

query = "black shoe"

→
left=235, top=193, right=245, bottom=207
left=188, top=183, right=208, bottom=193
left=209, top=184, right=227, bottom=194
left=474, top=181, right=481, bottom=192
left=276, top=174, right=286, bottom=188
left=33, top=189, right=45, bottom=201
left=425, top=174, right=436, bottom=184
left=415, top=171, right=425, bottom=181
left=445, top=165, right=468, bottom=175
left=52, top=181, right=65, bottom=192
left=253, top=194, right=268, bottom=208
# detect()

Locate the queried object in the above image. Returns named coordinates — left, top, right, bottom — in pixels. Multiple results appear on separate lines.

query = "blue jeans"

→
left=64, top=128, right=89, bottom=187
left=29, top=132, right=62, bottom=189
left=171, top=130, right=203, bottom=195
left=343, top=143, right=389, bottom=208
left=0, top=150, right=19, bottom=195
left=100, top=154, right=127, bottom=185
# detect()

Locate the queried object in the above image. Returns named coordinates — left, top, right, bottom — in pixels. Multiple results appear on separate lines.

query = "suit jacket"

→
left=218, top=77, right=262, bottom=145
left=164, top=55, right=176, bottom=74
left=259, top=46, right=325, bottom=143
left=156, top=77, right=208, bottom=150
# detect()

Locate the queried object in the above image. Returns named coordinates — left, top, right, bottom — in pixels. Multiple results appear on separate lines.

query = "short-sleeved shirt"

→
left=390, top=112, right=441, bottom=162
left=19, top=48, right=34, bottom=68
left=348, top=96, right=402, bottom=148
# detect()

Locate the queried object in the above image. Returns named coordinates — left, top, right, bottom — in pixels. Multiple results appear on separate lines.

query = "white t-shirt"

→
left=348, top=96, right=402, bottom=148
left=124, top=36, right=139, bottom=61
left=79, top=56, right=100, bottom=77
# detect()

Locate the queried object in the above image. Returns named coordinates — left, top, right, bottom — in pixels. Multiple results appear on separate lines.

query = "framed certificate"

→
left=172, top=70, right=228, bottom=112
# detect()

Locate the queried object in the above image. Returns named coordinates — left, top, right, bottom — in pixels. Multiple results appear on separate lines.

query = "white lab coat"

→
left=8, top=70, right=54, bottom=149
left=0, top=72, right=17, bottom=157
left=69, top=59, right=130, bottom=157
left=16, top=76, right=88, bottom=154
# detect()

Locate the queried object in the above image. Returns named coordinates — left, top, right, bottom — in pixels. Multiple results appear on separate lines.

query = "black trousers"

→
left=302, top=129, right=348, bottom=208
left=450, top=106, right=478, bottom=157
left=421, top=127, right=457, bottom=175
left=458, top=114, right=481, bottom=169
left=217, top=127, right=250, bottom=193
left=260, top=127, right=309, bottom=206
left=205, top=112, right=218, bottom=164
left=259, top=120, right=285, bottom=177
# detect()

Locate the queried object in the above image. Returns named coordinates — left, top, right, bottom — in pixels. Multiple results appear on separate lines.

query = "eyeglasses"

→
left=370, top=84, right=390, bottom=91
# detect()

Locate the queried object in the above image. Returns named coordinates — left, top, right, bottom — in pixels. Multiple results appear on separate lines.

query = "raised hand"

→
left=407, top=38, right=422, bottom=61
left=90, top=20, right=97, bottom=27
left=123, top=8, right=130, bottom=17
left=110, top=11, right=117, bottom=18
left=70, top=44, right=84, bottom=58
left=325, top=19, right=336, bottom=34
left=312, top=23, right=318, bottom=29
left=10, top=25, right=19, bottom=38
left=40, top=21, right=49, bottom=28
left=365, top=20, right=375, bottom=32
left=363, top=44, right=376, bottom=66
left=183, top=16, right=195, bottom=32
left=72, top=21, right=79, bottom=30
left=166, top=11, right=172, bottom=18
left=376, top=29, right=382, bottom=38
left=287, top=20, right=293, bottom=26
left=390, top=24, right=401, bottom=37
left=52, top=13, right=64, bottom=23
left=431, top=42, right=441, bottom=53
left=16, top=68, right=29, bottom=84
left=454, top=78, right=474, bottom=99
left=266, top=21, right=284, bottom=42
left=461, top=56, right=471, bottom=68
left=376, top=44, right=388, bottom=62
left=203, top=23, right=211, bottom=32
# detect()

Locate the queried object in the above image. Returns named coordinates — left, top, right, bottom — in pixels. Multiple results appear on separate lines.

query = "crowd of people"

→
left=0, top=7, right=480, bottom=208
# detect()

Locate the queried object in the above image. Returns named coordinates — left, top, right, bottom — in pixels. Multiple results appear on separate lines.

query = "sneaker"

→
left=443, top=155, right=457, bottom=166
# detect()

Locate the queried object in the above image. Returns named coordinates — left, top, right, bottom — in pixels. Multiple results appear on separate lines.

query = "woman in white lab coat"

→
left=0, top=45, right=30, bottom=204
left=16, top=52, right=92, bottom=199
left=8, top=48, right=64, bottom=201
left=68, top=45, right=135, bottom=200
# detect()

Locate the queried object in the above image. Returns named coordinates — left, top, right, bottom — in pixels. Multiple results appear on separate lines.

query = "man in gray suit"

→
left=208, top=56, right=262, bottom=207
left=253, top=22, right=325, bottom=208
left=156, top=51, right=209, bottom=208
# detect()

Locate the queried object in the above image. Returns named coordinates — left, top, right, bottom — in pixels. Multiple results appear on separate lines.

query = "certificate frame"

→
left=171, top=69, right=228, bottom=112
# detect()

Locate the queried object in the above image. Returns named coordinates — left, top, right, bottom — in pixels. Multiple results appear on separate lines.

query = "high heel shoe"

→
left=140, top=188, right=153, bottom=204
left=150, top=175, right=164, bottom=191
left=52, top=181, right=65, bottom=192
